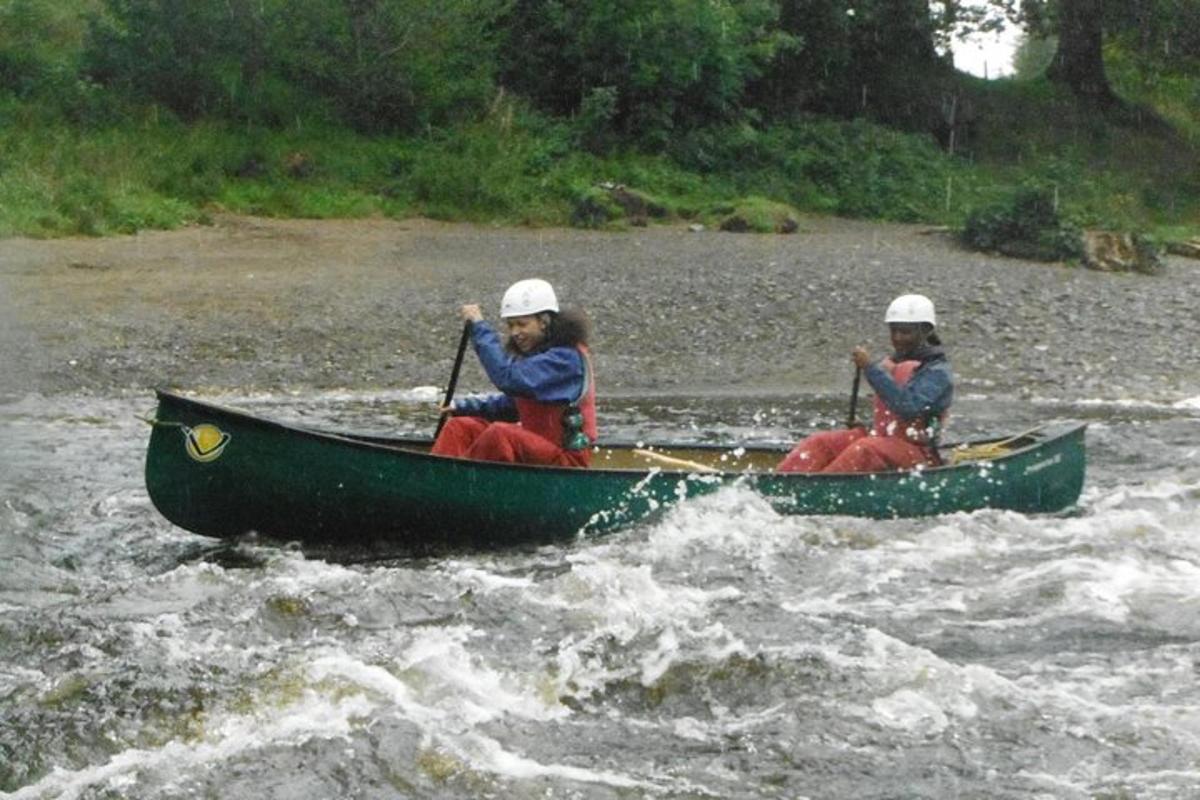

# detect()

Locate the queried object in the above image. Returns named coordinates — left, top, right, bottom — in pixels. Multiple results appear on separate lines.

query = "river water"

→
left=2, top=385, right=1198, bottom=800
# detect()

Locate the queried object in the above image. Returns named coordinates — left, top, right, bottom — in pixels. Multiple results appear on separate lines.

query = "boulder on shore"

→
left=1081, top=230, right=1163, bottom=275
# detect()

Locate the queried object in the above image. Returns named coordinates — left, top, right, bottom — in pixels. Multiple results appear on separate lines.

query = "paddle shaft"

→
left=434, top=323, right=471, bottom=439
left=847, top=366, right=862, bottom=428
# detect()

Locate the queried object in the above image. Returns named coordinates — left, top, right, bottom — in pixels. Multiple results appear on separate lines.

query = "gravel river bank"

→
left=3, top=214, right=1199, bottom=403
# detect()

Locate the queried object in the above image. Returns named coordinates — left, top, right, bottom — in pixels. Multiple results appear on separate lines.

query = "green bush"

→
left=961, top=187, right=1083, bottom=261
left=669, top=117, right=953, bottom=221
left=570, top=186, right=624, bottom=228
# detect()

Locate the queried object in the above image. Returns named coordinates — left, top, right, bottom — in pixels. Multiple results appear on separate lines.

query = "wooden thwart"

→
left=943, top=426, right=1044, bottom=464
left=632, top=448, right=719, bottom=473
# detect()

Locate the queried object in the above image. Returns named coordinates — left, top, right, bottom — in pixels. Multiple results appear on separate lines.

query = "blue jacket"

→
left=451, top=321, right=587, bottom=420
left=864, top=352, right=953, bottom=422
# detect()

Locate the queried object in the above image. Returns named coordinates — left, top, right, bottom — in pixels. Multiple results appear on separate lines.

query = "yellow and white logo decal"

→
left=184, top=423, right=231, bottom=462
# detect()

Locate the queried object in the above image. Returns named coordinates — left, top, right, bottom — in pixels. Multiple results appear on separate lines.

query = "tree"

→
left=496, top=0, right=786, bottom=147
left=753, top=0, right=950, bottom=128
left=1107, top=0, right=1200, bottom=66
left=954, top=0, right=1200, bottom=104
left=84, top=0, right=503, bottom=132
left=0, top=0, right=97, bottom=98
left=85, top=0, right=277, bottom=121
left=1041, top=0, right=1114, bottom=103
left=274, top=0, right=503, bottom=132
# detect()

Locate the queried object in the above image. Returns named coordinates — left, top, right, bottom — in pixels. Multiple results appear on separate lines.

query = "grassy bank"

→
left=1, top=77, right=1198, bottom=243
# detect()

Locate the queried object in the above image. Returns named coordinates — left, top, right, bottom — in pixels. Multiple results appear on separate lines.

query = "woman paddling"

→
left=432, top=278, right=597, bottom=467
left=777, top=294, right=953, bottom=473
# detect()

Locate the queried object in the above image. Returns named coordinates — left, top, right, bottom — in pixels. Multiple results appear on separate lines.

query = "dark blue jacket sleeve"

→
left=452, top=393, right=517, bottom=420
left=467, top=321, right=585, bottom=403
left=865, top=359, right=954, bottom=419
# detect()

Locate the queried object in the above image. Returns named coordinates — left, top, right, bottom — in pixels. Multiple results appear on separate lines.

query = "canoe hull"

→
left=146, top=392, right=713, bottom=551
left=145, top=391, right=1087, bottom=551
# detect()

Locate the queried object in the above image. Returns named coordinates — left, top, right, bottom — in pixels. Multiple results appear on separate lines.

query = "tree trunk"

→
left=1046, top=0, right=1117, bottom=104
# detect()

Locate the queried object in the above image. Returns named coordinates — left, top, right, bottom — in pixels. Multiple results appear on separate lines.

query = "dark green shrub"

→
left=571, top=186, right=623, bottom=228
left=961, top=188, right=1083, bottom=261
left=669, top=117, right=950, bottom=221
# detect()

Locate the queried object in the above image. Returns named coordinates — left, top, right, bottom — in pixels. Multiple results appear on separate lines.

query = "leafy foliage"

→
left=85, top=0, right=278, bottom=121
left=84, top=0, right=503, bottom=132
left=271, top=0, right=504, bottom=133
left=497, top=0, right=788, bottom=147
left=669, top=118, right=954, bottom=221
left=0, top=0, right=89, bottom=96
left=754, top=0, right=948, bottom=130
left=961, top=187, right=1083, bottom=260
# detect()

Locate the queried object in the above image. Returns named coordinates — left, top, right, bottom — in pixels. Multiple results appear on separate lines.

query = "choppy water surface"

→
left=2, top=389, right=1199, bottom=799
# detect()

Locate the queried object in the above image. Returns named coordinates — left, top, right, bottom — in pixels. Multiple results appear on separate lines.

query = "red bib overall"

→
left=432, top=346, right=597, bottom=467
left=776, top=359, right=941, bottom=474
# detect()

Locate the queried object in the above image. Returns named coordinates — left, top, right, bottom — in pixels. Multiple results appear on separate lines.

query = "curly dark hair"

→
left=505, top=307, right=592, bottom=355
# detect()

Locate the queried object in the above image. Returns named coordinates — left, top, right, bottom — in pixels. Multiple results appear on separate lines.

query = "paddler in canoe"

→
left=778, top=293, right=954, bottom=473
left=432, top=278, right=597, bottom=467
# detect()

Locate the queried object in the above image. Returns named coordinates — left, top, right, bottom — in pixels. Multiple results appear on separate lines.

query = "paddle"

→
left=846, top=366, right=862, bottom=428
left=434, top=322, right=471, bottom=439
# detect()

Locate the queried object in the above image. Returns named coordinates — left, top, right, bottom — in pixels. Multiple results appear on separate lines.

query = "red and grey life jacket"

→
left=871, top=358, right=946, bottom=445
left=512, top=345, right=597, bottom=453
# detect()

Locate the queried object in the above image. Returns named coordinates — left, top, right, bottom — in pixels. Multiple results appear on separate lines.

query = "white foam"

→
left=1090, top=476, right=1200, bottom=511
left=439, top=732, right=659, bottom=790
left=1031, top=394, right=1200, bottom=415
left=13, top=629, right=663, bottom=798
left=306, top=647, right=667, bottom=791
left=0, top=664, right=49, bottom=697
left=507, top=552, right=747, bottom=699
left=8, top=689, right=373, bottom=800
left=764, top=628, right=1019, bottom=740
left=871, top=688, right=952, bottom=735
left=1064, top=556, right=1200, bottom=631
left=443, top=564, right=536, bottom=593
left=639, top=485, right=795, bottom=567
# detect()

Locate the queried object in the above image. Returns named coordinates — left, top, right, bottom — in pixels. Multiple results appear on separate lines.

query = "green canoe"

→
left=145, top=390, right=1087, bottom=552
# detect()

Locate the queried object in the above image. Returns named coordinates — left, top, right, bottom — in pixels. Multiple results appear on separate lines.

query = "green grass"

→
left=1, top=73, right=1197, bottom=242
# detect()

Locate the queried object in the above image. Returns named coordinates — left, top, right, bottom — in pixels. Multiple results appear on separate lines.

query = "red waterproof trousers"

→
left=775, top=427, right=935, bottom=473
left=431, top=417, right=589, bottom=467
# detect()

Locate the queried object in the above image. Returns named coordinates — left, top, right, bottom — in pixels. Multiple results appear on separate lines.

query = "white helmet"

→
left=885, top=294, right=936, bottom=327
left=500, top=278, right=559, bottom=318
